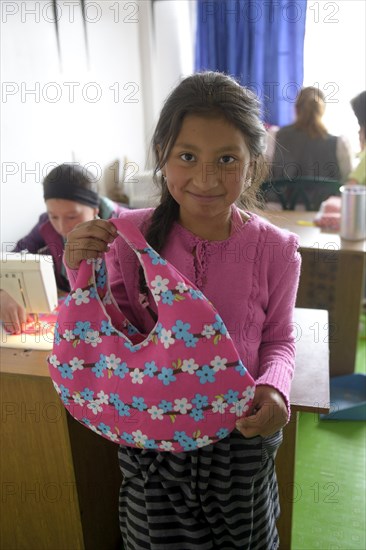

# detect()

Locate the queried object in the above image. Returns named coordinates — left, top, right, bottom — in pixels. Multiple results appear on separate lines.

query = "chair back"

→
left=260, top=177, right=342, bottom=211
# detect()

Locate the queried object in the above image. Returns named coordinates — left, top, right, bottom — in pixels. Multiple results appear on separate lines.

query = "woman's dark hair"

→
left=145, top=71, right=267, bottom=254
left=43, top=163, right=98, bottom=192
left=350, top=90, right=366, bottom=129
left=294, top=87, right=327, bottom=139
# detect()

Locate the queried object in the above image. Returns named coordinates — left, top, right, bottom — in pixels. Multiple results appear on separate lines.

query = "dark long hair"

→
left=145, top=71, right=267, bottom=254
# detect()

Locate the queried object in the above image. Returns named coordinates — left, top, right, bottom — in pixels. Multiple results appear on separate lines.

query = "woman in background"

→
left=347, top=90, right=366, bottom=185
left=270, top=86, right=352, bottom=182
left=0, top=163, right=127, bottom=333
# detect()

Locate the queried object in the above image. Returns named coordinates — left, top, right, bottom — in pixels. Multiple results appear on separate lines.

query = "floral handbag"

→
left=48, top=217, right=255, bottom=452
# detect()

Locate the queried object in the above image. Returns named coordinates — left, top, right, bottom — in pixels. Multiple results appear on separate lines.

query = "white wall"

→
left=0, top=0, right=147, bottom=246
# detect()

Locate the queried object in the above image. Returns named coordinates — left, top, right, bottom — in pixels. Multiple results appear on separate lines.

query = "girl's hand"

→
left=0, top=289, right=28, bottom=334
left=235, top=385, right=289, bottom=438
left=65, top=220, right=118, bottom=269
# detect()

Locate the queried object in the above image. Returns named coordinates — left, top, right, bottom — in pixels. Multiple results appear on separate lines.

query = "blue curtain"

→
left=195, top=0, right=307, bottom=126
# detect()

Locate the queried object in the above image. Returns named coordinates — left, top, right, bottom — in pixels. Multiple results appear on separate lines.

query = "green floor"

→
left=292, top=315, right=366, bottom=549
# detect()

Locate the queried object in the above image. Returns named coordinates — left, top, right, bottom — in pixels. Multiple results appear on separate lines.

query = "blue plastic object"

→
left=320, top=373, right=366, bottom=421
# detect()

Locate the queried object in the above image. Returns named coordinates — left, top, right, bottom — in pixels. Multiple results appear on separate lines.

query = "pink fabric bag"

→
left=48, top=218, right=255, bottom=452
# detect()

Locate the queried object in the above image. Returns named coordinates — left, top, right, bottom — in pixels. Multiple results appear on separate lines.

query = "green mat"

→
left=292, top=316, right=366, bottom=549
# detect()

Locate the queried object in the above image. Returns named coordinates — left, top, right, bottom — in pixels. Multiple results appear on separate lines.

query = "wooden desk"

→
left=0, top=308, right=329, bottom=550
left=262, top=210, right=366, bottom=377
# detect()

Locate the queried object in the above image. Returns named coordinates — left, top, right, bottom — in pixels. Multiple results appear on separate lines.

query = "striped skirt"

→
left=118, top=430, right=282, bottom=550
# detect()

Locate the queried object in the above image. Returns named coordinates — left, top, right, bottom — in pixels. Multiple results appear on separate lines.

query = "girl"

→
left=0, top=163, right=126, bottom=333
left=65, top=72, right=301, bottom=550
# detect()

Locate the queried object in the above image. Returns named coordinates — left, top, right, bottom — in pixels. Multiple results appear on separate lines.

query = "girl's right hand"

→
left=0, top=289, right=27, bottom=334
left=64, top=219, right=118, bottom=269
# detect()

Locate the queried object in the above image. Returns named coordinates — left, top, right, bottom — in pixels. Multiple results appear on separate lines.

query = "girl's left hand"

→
left=235, top=385, right=289, bottom=438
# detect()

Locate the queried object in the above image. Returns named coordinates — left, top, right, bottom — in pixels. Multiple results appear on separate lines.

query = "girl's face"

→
left=162, top=115, right=252, bottom=237
left=46, top=199, right=98, bottom=238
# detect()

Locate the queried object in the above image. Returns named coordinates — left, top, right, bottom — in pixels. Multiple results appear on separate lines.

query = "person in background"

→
left=347, top=90, right=366, bottom=185
left=0, top=163, right=127, bottom=333
left=270, top=86, right=352, bottom=182
left=64, top=72, right=301, bottom=549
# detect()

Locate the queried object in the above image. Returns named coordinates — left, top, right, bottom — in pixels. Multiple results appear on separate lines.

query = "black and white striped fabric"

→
left=118, top=430, right=282, bottom=549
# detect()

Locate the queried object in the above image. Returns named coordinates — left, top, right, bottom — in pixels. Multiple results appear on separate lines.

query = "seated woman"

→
left=347, top=90, right=365, bottom=185
left=0, top=163, right=127, bottom=333
left=270, top=87, right=352, bottom=183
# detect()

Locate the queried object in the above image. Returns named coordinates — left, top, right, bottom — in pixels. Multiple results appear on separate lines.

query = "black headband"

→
left=43, top=179, right=99, bottom=208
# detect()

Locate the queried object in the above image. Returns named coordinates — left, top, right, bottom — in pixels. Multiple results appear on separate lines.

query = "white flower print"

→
left=72, top=393, right=85, bottom=406
left=211, top=397, right=229, bottom=414
left=196, top=435, right=213, bottom=448
left=105, top=354, right=121, bottom=370
left=175, top=281, right=188, bottom=294
left=103, top=292, right=112, bottom=305
left=230, top=399, right=249, bottom=417
left=96, top=390, right=109, bottom=404
left=173, top=398, right=192, bottom=414
left=130, top=368, right=144, bottom=384
left=107, top=432, right=119, bottom=442
left=151, top=290, right=161, bottom=302
left=132, top=430, right=148, bottom=445
left=72, top=288, right=90, bottom=305
left=69, top=357, right=85, bottom=371
left=147, top=405, right=164, bottom=420
left=159, top=441, right=175, bottom=451
left=49, top=354, right=60, bottom=367
left=84, top=329, right=102, bottom=347
left=201, top=324, right=215, bottom=339
left=159, top=329, right=175, bottom=349
left=87, top=401, right=103, bottom=415
left=242, top=386, right=255, bottom=401
left=151, top=275, right=169, bottom=294
left=210, top=356, right=228, bottom=372
left=63, top=330, right=75, bottom=342
left=181, top=358, right=199, bottom=374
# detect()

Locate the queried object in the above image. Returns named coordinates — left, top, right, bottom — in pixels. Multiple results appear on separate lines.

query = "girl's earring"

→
left=162, top=175, right=167, bottom=183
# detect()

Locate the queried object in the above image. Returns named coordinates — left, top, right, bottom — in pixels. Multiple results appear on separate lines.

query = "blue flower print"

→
left=144, top=248, right=167, bottom=265
left=143, top=361, right=158, bottom=378
left=127, top=324, right=139, bottom=336
left=124, top=342, right=141, bottom=352
left=158, top=400, right=173, bottom=412
left=97, top=423, right=111, bottom=434
left=158, top=367, right=176, bottom=386
left=216, top=427, right=230, bottom=439
left=225, top=389, right=239, bottom=403
left=115, top=402, right=131, bottom=417
left=184, top=333, right=198, bottom=348
left=114, top=362, right=129, bottom=379
left=89, top=286, right=98, bottom=299
left=144, top=439, right=158, bottom=449
left=109, top=393, right=120, bottom=405
left=172, top=320, right=191, bottom=340
left=101, top=320, right=114, bottom=335
left=59, top=385, right=70, bottom=404
left=54, top=324, right=61, bottom=345
left=161, top=290, right=174, bottom=305
left=74, top=321, right=92, bottom=340
left=192, top=393, right=209, bottom=408
left=96, top=273, right=106, bottom=288
left=131, top=397, right=147, bottom=411
left=213, top=314, right=227, bottom=336
left=190, top=408, right=204, bottom=421
left=173, top=432, right=197, bottom=451
left=235, top=361, right=247, bottom=376
left=196, top=365, right=216, bottom=384
left=121, top=432, right=135, bottom=444
left=189, top=288, right=204, bottom=300
left=155, top=323, right=163, bottom=337
left=81, top=388, right=94, bottom=401
left=58, top=363, right=73, bottom=380
left=92, top=359, right=106, bottom=378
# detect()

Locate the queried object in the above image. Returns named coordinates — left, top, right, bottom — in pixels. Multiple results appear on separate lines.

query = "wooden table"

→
left=262, top=209, right=366, bottom=377
left=0, top=308, right=329, bottom=549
